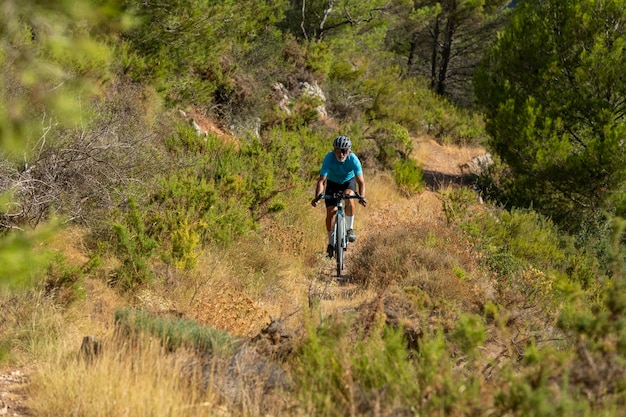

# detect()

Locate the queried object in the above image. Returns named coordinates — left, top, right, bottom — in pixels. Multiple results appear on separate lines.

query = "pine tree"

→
left=475, top=0, right=626, bottom=231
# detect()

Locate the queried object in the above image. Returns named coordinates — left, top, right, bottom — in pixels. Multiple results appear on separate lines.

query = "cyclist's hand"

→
left=359, top=197, right=368, bottom=207
left=311, top=194, right=322, bottom=207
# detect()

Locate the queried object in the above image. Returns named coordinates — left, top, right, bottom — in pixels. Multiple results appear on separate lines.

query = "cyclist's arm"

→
left=355, top=173, right=367, bottom=206
left=311, top=175, right=327, bottom=206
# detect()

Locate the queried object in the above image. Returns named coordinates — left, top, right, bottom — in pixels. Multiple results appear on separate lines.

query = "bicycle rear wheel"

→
left=335, top=214, right=344, bottom=276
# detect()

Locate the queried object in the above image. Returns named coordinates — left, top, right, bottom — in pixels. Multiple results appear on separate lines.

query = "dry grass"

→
left=25, top=312, right=293, bottom=417
left=26, top=331, right=223, bottom=417
left=413, top=136, right=486, bottom=176
left=46, top=227, right=91, bottom=268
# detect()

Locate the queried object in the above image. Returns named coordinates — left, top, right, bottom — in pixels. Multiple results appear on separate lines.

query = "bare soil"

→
left=0, top=369, right=29, bottom=416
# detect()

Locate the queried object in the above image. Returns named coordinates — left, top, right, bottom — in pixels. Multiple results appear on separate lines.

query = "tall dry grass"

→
left=26, top=331, right=223, bottom=417
left=25, top=324, right=293, bottom=416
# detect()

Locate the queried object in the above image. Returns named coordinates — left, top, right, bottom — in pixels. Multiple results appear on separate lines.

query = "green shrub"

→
left=370, top=121, right=413, bottom=169
left=294, top=311, right=489, bottom=416
left=463, top=208, right=567, bottom=273
left=554, top=219, right=626, bottom=408
left=0, top=225, right=53, bottom=289
left=145, top=124, right=318, bottom=269
left=441, top=186, right=479, bottom=224
left=434, top=107, right=488, bottom=146
left=393, top=158, right=424, bottom=197
left=494, top=348, right=590, bottom=417
left=169, top=216, right=201, bottom=270
left=295, top=317, right=420, bottom=416
left=111, top=198, right=158, bottom=290
left=414, top=328, right=483, bottom=416
left=43, top=253, right=86, bottom=305
left=114, top=308, right=237, bottom=355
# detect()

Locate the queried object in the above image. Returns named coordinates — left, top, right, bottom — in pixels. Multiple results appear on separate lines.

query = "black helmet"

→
left=333, top=135, right=352, bottom=149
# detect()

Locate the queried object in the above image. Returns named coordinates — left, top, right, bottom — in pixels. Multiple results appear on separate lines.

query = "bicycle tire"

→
left=335, top=213, right=344, bottom=276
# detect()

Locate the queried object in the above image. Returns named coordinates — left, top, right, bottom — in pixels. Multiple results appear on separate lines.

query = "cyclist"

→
left=311, top=135, right=367, bottom=258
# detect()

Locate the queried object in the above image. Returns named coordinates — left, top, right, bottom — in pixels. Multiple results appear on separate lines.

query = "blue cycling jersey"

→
left=320, top=152, right=363, bottom=184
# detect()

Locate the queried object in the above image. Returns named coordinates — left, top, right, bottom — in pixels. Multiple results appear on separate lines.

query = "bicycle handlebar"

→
left=316, top=192, right=365, bottom=202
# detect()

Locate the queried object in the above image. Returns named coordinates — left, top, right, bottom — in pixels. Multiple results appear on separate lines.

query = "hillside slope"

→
left=0, top=136, right=490, bottom=416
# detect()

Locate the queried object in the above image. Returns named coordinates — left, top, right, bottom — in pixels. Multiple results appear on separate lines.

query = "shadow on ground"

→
left=422, top=170, right=476, bottom=191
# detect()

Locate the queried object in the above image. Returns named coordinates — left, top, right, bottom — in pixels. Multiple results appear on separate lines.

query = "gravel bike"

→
left=316, top=192, right=365, bottom=277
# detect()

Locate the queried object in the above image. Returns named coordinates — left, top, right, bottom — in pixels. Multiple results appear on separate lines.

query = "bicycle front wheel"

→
left=335, top=214, right=344, bottom=276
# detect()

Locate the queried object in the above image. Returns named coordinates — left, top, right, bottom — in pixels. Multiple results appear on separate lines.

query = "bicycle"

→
left=315, top=192, right=365, bottom=277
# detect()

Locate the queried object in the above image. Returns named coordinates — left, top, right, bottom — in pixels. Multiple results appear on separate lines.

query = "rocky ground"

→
left=0, top=369, right=28, bottom=417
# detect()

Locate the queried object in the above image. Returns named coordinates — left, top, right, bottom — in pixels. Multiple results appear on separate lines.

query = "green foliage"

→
left=43, top=253, right=86, bottom=305
left=122, top=0, right=285, bottom=110
left=111, top=198, right=158, bottom=289
left=463, top=208, right=568, bottom=273
left=460, top=205, right=606, bottom=330
left=475, top=0, right=626, bottom=232
left=393, top=158, right=424, bottom=197
left=151, top=130, right=254, bottom=254
left=282, top=0, right=391, bottom=42
left=494, top=346, right=589, bottom=417
left=451, top=313, right=486, bottom=353
left=0, top=0, right=127, bottom=154
left=554, top=218, right=626, bottom=406
left=169, top=217, right=201, bottom=270
left=0, top=226, right=53, bottom=289
left=331, top=65, right=487, bottom=145
left=441, top=187, right=480, bottom=224
left=433, top=106, right=489, bottom=146
left=0, top=0, right=128, bottom=290
left=295, top=316, right=421, bottom=416
left=414, top=328, right=485, bottom=415
left=147, top=125, right=312, bottom=268
left=114, top=308, right=237, bottom=355
left=386, top=0, right=511, bottom=104
left=370, top=121, right=413, bottom=168
left=147, top=167, right=227, bottom=264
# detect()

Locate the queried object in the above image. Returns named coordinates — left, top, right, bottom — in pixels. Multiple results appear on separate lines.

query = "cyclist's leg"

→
left=342, top=177, right=357, bottom=216
left=326, top=206, right=337, bottom=237
left=324, top=180, right=343, bottom=237
left=324, top=180, right=342, bottom=256
left=342, top=178, right=358, bottom=241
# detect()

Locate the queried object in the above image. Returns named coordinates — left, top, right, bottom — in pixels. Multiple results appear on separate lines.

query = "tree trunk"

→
left=436, top=11, right=456, bottom=96
left=407, top=33, right=419, bottom=75
left=430, top=15, right=440, bottom=90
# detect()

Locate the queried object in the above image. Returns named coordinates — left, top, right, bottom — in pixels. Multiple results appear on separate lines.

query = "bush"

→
left=111, top=198, right=158, bottom=290
left=393, top=158, right=424, bottom=197
left=462, top=208, right=568, bottom=272
left=43, top=253, right=86, bottom=305
left=114, top=308, right=237, bottom=355
left=295, top=316, right=420, bottom=416
left=0, top=80, right=161, bottom=229
left=441, top=186, right=479, bottom=224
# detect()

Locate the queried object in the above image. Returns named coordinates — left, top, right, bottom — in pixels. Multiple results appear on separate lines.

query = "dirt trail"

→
left=309, top=137, right=487, bottom=319
left=0, top=369, right=29, bottom=416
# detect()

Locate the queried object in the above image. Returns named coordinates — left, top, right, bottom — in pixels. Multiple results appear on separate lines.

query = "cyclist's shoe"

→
left=326, top=244, right=335, bottom=258
left=347, top=229, right=357, bottom=242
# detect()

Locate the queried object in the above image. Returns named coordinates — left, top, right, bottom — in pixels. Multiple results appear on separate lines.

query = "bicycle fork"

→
left=335, top=202, right=347, bottom=249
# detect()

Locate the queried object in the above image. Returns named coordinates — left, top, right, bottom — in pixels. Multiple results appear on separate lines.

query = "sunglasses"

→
left=334, top=148, right=350, bottom=155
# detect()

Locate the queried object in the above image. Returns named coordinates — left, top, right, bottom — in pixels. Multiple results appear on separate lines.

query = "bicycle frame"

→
left=318, top=192, right=363, bottom=276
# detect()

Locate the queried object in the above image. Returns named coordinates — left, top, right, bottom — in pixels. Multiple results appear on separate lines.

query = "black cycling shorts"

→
left=324, top=178, right=357, bottom=207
